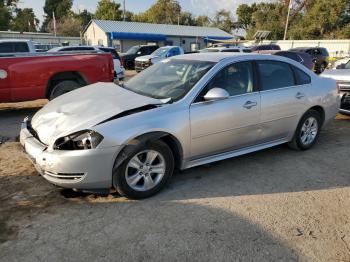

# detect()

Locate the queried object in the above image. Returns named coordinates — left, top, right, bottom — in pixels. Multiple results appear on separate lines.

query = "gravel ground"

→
left=0, top=76, right=349, bottom=261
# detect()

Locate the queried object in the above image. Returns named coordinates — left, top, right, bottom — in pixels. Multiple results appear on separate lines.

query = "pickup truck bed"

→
left=0, top=52, right=114, bottom=102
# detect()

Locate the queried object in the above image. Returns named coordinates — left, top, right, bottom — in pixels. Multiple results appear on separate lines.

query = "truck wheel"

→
left=49, top=80, right=81, bottom=100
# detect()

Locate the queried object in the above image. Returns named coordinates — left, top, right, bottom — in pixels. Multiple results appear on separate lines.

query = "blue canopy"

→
left=109, top=32, right=166, bottom=41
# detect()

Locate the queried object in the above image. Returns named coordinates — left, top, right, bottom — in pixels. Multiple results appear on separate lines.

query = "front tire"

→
left=113, top=140, right=174, bottom=199
left=288, top=110, right=321, bottom=150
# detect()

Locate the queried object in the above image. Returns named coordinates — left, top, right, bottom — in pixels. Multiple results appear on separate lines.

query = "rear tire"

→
left=113, top=140, right=174, bottom=199
left=288, top=110, right=322, bottom=150
left=49, top=80, right=81, bottom=100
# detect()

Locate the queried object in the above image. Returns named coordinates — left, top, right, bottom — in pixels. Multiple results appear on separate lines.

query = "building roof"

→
left=89, top=19, right=233, bottom=38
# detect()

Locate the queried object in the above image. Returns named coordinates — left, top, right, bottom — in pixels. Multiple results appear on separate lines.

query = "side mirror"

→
left=204, top=88, right=229, bottom=101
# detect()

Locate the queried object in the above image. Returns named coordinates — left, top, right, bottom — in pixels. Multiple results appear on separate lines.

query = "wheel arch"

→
left=113, top=131, right=184, bottom=172
left=306, top=105, right=325, bottom=126
left=46, top=71, right=88, bottom=99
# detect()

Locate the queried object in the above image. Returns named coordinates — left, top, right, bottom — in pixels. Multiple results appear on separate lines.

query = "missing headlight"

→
left=54, top=130, right=104, bottom=150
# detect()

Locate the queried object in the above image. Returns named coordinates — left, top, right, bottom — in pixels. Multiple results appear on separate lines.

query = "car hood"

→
left=135, top=55, right=158, bottom=62
left=322, top=69, right=350, bottom=81
left=31, top=82, right=162, bottom=146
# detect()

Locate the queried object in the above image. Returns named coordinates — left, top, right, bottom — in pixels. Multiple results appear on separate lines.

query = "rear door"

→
left=257, top=60, right=308, bottom=142
left=190, top=61, right=261, bottom=158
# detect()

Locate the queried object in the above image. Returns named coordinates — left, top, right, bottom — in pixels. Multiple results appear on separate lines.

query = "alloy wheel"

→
left=300, top=116, right=318, bottom=146
left=125, top=150, right=166, bottom=192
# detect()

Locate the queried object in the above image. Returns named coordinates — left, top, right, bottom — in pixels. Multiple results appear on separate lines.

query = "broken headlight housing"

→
left=54, top=130, right=104, bottom=150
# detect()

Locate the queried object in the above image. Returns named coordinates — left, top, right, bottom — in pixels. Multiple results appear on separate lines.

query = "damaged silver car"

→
left=20, top=53, right=339, bottom=199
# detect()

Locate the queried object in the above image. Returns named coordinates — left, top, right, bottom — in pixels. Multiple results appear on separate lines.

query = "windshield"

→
left=123, top=59, right=215, bottom=101
left=152, top=47, right=171, bottom=57
left=126, top=46, right=140, bottom=54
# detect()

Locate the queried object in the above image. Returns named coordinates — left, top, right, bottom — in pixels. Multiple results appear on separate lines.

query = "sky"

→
left=17, top=0, right=263, bottom=23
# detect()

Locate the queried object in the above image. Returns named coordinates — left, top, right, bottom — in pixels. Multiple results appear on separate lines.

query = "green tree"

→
left=195, top=15, right=211, bottom=27
left=0, top=0, right=18, bottom=30
left=95, top=0, right=122, bottom=20
left=133, top=0, right=181, bottom=24
left=41, top=0, right=73, bottom=32
left=289, top=0, right=348, bottom=39
left=212, top=9, right=234, bottom=33
left=123, top=10, right=134, bottom=21
left=76, top=9, right=93, bottom=28
left=236, top=3, right=257, bottom=30
left=179, top=11, right=196, bottom=26
left=48, top=15, right=82, bottom=36
left=11, top=8, right=38, bottom=32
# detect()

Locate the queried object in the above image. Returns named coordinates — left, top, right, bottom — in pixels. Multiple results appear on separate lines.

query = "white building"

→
left=83, top=19, right=234, bottom=53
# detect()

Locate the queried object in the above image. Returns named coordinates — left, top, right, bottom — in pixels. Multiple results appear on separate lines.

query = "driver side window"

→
left=195, top=61, right=254, bottom=102
left=206, top=61, right=254, bottom=96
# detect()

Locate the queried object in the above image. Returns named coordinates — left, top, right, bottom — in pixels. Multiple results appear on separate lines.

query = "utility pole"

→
left=283, top=0, right=292, bottom=40
left=123, top=0, right=126, bottom=21
left=53, top=11, right=57, bottom=37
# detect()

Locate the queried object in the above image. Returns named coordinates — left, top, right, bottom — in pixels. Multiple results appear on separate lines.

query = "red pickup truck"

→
left=0, top=52, right=114, bottom=102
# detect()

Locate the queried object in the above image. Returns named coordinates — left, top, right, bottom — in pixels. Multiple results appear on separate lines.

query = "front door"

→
left=190, top=61, right=261, bottom=159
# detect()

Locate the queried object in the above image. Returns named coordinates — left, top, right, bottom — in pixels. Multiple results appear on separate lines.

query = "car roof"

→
left=171, top=53, right=312, bottom=68
left=172, top=53, right=275, bottom=62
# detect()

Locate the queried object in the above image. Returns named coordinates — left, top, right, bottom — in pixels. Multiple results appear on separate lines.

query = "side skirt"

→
left=183, top=138, right=288, bottom=169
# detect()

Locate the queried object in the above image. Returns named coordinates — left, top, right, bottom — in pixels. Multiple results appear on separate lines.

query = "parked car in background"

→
left=199, top=46, right=252, bottom=53
left=322, top=66, right=350, bottom=115
left=332, top=57, right=350, bottom=69
left=250, top=44, right=281, bottom=53
left=20, top=53, right=339, bottom=199
left=33, top=43, right=60, bottom=52
left=254, top=50, right=314, bottom=70
left=48, top=45, right=125, bottom=80
left=0, top=52, right=114, bottom=102
left=275, top=51, right=314, bottom=70
left=289, top=47, right=329, bottom=74
left=120, top=45, right=159, bottom=70
left=135, top=46, right=184, bottom=72
left=0, top=39, right=36, bottom=54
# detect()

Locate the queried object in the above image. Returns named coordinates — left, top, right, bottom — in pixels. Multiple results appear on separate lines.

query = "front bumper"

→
left=135, top=61, right=151, bottom=72
left=20, top=120, right=121, bottom=190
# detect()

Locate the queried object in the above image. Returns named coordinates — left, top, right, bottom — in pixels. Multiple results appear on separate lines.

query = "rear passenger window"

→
left=0, top=43, right=13, bottom=53
left=257, top=61, right=295, bottom=91
left=14, top=43, right=29, bottom=52
left=293, top=66, right=311, bottom=85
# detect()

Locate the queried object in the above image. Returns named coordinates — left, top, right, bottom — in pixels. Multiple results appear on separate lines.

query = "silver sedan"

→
left=20, top=53, right=340, bottom=199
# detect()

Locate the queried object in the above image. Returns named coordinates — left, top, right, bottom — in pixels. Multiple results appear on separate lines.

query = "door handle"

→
left=295, top=92, right=305, bottom=99
left=243, top=101, right=257, bottom=109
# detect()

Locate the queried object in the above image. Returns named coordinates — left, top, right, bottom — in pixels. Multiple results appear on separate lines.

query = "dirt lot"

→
left=0, top=92, right=350, bottom=261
